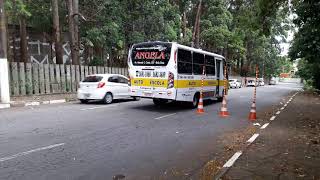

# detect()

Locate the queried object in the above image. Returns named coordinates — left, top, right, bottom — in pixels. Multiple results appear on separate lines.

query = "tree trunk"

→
left=66, top=0, right=79, bottom=65
left=236, top=55, right=240, bottom=72
left=195, top=0, right=202, bottom=48
left=83, top=45, right=89, bottom=65
left=5, top=15, right=11, bottom=62
left=192, top=0, right=202, bottom=48
left=0, top=0, right=7, bottom=58
left=52, top=0, right=63, bottom=64
left=19, top=16, right=29, bottom=63
left=240, top=58, right=244, bottom=75
left=73, top=0, right=80, bottom=63
left=12, top=34, right=17, bottom=62
left=182, top=11, right=187, bottom=39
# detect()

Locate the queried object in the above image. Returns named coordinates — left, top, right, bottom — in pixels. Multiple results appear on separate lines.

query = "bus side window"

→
left=205, top=56, right=215, bottom=76
left=193, top=52, right=204, bottom=75
left=178, top=49, right=192, bottom=74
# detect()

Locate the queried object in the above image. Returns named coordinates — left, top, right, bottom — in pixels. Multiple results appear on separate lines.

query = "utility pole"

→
left=0, top=0, right=11, bottom=104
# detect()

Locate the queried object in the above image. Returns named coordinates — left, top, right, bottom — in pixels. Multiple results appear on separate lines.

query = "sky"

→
left=279, top=0, right=296, bottom=57
left=279, top=30, right=294, bottom=56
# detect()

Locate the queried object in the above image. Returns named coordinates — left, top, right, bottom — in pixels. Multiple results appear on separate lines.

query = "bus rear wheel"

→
left=217, top=97, right=223, bottom=102
left=191, top=93, right=200, bottom=108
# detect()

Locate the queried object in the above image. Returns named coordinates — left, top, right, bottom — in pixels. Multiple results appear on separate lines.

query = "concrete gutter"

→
left=9, top=99, right=72, bottom=108
left=0, top=103, right=10, bottom=109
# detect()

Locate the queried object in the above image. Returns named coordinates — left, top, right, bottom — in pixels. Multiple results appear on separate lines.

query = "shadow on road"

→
left=129, top=99, right=220, bottom=113
left=74, top=99, right=137, bottom=105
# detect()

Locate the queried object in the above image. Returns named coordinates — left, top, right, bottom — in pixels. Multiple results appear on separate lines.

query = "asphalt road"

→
left=0, top=83, right=301, bottom=180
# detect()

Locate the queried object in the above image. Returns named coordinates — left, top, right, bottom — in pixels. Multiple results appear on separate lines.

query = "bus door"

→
left=216, top=60, right=221, bottom=96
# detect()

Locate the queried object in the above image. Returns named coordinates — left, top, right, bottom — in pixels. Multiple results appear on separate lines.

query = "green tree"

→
left=289, top=0, right=320, bottom=89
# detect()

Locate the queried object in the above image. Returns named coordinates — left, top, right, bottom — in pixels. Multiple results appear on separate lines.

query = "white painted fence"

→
left=8, top=62, right=128, bottom=96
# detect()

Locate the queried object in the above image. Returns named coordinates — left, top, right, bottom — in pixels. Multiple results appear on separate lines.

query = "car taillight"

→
left=97, top=82, right=105, bottom=88
left=168, top=72, right=174, bottom=89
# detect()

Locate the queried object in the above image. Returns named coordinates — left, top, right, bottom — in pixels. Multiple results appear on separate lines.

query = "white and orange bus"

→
left=128, top=41, right=228, bottom=107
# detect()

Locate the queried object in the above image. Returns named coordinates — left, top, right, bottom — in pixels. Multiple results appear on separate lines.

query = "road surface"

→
left=0, top=83, right=301, bottom=180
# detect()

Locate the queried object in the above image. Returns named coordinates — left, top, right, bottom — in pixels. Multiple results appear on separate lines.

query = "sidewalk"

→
left=224, top=91, right=320, bottom=179
left=7, top=93, right=77, bottom=108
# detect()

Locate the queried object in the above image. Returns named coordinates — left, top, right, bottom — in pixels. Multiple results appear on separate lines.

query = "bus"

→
left=127, top=41, right=228, bottom=107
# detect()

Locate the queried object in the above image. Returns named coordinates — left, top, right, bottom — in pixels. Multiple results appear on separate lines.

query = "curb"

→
left=9, top=99, right=72, bottom=108
left=0, top=103, right=10, bottom=109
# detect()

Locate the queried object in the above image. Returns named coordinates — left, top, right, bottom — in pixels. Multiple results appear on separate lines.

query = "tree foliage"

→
left=289, top=0, right=320, bottom=89
left=5, top=0, right=293, bottom=75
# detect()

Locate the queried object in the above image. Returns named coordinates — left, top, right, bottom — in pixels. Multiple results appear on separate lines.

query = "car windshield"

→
left=82, top=76, right=103, bottom=82
left=229, top=80, right=236, bottom=82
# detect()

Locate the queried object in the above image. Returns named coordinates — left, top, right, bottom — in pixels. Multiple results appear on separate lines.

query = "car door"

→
left=237, top=80, right=241, bottom=87
left=118, top=76, right=130, bottom=98
left=108, top=76, right=122, bottom=99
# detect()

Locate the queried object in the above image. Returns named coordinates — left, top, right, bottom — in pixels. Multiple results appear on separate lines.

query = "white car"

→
left=247, top=80, right=256, bottom=87
left=77, top=74, right=139, bottom=104
left=229, top=79, right=241, bottom=88
left=258, top=78, right=265, bottom=86
left=258, top=80, right=265, bottom=86
left=269, top=77, right=277, bottom=85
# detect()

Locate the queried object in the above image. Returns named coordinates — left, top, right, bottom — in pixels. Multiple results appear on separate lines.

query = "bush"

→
left=89, top=56, right=105, bottom=66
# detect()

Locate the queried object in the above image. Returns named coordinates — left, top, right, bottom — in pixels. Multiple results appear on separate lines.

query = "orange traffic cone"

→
left=219, top=96, right=229, bottom=117
left=248, top=102, right=257, bottom=121
left=197, top=94, right=205, bottom=114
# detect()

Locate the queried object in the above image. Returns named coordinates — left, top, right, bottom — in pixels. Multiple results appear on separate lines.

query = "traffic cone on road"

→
left=248, top=102, right=257, bottom=121
left=197, top=94, right=205, bottom=114
left=219, top=96, right=229, bottom=117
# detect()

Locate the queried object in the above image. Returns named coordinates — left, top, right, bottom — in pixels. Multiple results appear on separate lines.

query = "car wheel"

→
left=133, top=97, right=141, bottom=101
left=103, top=93, right=113, bottom=104
left=80, top=99, right=88, bottom=104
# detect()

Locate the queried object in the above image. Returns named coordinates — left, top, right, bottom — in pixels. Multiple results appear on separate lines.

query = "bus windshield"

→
left=131, top=42, right=172, bottom=66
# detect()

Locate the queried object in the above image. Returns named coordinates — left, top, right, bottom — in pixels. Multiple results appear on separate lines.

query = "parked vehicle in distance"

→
left=247, top=80, right=256, bottom=87
left=269, top=77, right=277, bottom=85
left=229, top=79, right=241, bottom=88
left=77, top=74, right=139, bottom=104
left=258, top=78, right=265, bottom=86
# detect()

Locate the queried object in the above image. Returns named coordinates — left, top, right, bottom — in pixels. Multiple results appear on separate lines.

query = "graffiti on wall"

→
left=9, top=37, right=84, bottom=64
